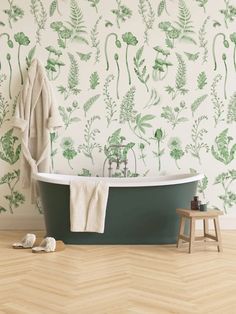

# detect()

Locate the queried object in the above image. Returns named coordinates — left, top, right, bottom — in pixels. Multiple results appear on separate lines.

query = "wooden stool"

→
left=176, top=208, right=223, bottom=253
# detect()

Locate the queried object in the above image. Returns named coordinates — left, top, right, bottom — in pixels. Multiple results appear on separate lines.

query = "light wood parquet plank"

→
left=1, top=231, right=236, bottom=313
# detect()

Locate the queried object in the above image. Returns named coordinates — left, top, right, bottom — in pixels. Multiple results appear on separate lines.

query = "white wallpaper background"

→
left=0, top=0, right=236, bottom=226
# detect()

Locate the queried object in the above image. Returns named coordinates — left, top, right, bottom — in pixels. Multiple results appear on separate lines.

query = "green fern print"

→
left=185, top=115, right=209, bottom=164
left=61, top=137, right=77, bottom=170
left=0, top=94, right=10, bottom=127
left=198, top=16, right=210, bottom=64
left=111, top=0, right=132, bottom=29
left=4, top=0, right=24, bottom=29
left=176, top=0, right=196, bottom=44
left=138, top=0, right=155, bottom=44
left=78, top=116, right=102, bottom=164
left=90, top=16, right=102, bottom=63
left=161, top=101, right=188, bottom=129
left=165, top=53, right=188, bottom=100
left=197, top=72, right=207, bottom=90
left=0, top=0, right=236, bottom=216
left=69, top=0, right=88, bottom=44
left=0, top=170, right=25, bottom=214
left=90, top=72, right=100, bottom=90
left=0, top=129, right=21, bottom=165
left=211, top=129, right=236, bottom=165
left=211, top=74, right=225, bottom=127
left=103, top=75, right=117, bottom=127
left=30, top=0, right=47, bottom=45
left=133, top=46, right=150, bottom=92
left=227, top=92, right=236, bottom=123
left=58, top=53, right=80, bottom=100
left=59, top=101, right=80, bottom=130
left=214, top=170, right=236, bottom=213
left=168, top=137, right=184, bottom=169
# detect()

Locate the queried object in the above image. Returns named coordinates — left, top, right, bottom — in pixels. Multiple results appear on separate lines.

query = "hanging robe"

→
left=12, top=59, right=62, bottom=202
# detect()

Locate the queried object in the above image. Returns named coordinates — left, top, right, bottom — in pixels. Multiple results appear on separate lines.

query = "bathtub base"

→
left=39, top=181, right=196, bottom=245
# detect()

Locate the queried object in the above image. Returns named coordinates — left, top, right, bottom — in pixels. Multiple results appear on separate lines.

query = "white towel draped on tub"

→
left=70, top=181, right=109, bottom=233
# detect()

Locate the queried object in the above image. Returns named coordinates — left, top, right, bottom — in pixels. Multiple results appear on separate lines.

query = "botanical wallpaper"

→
left=0, top=0, right=236, bottom=218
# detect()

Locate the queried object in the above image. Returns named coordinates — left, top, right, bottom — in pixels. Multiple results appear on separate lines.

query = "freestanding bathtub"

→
left=34, top=173, right=204, bottom=244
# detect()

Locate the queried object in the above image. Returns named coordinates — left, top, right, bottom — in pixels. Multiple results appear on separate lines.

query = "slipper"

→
left=12, top=233, right=36, bottom=249
left=32, top=237, right=65, bottom=253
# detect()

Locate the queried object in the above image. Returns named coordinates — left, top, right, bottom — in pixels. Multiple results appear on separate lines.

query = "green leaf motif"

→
left=59, top=101, right=80, bottom=130
left=191, top=94, right=208, bottom=116
left=26, top=45, right=36, bottom=70
left=176, top=53, right=186, bottom=90
left=119, top=86, right=136, bottom=123
left=87, top=0, right=100, bottom=13
left=227, top=92, right=236, bottom=123
left=111, top=0, right=132, bottom=29
left=0, top=129, right=21, bottom=165
left=166, top=53, right=188, bottom=100
left=168, top=137, right=184, bottom=169
left=4, top=0, right=24, bottom=29
left=76, top=52, right=92, bottom=61
left=185, top=115, right=209, bottom=164
left=0, top=170, right=25, bottom=214
left=157, top=0, right=165, bottom=16
left=69, top=0, right=88, bottom=44
left=49, top=0, right=57, bottom=16
left=196, top=0, right=208, bottom=12
left=134, top=114, right=155, bottom=134
left=211, top=74, right=224, bottom=127
left=58, top=53, right=80, bottom=100
left=83, top=94, right=100, bottom=116
left=176, top=0, right=196, bottom=44
left=68, top=52, right=79, bottom=89
left=161, top=101, right=188, bottom=129
left=197, top=71, right=207, bottom=89
left=138, top=0, right=155, bottom=44
left=199, top=16, right=210, bottom=64
left=30, top=0, right=47, bottom=45
left=184, top=52, right=199, bottom=61
left=214, top=170, right=236, bottom=213
left=90, top=72, right=100, bottom=90
left=133, top=46, right=149, bottom=92
left=90, top=16, right=102, bottom=63
left=211, top=129, right=236, bottom=165
left=0, top=93, right=10, bottom=127
left=103, top=75, right=117, bottom=126
left=78, top=116, right=102, bottom=164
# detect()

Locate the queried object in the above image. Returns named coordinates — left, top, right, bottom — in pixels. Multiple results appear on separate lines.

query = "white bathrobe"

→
left=12, top=59, right=62, bottom=202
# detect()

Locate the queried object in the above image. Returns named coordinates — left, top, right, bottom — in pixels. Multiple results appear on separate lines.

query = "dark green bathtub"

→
left=36, top=173, right=202, bottom=244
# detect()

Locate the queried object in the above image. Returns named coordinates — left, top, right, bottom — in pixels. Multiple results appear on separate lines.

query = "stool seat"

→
left=176, top=208, right=223, bottom=253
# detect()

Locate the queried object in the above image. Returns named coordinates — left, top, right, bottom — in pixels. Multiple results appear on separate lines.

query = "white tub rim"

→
left=33, top=172, right=204, bottom=187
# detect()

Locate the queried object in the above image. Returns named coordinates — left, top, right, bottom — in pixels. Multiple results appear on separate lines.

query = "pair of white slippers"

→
left=12, top=233, right=65, bottom=253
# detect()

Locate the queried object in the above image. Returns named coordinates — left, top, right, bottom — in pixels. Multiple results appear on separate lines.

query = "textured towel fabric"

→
left=70, top=181, right=109, bottom=233
left=12, top=59, right=62, bottom=202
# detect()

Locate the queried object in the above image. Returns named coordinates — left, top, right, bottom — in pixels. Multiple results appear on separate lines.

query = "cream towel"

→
left=70, top=181, right=109, bottom=233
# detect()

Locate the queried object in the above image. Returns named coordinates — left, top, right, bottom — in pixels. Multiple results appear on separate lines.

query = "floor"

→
left=0, top=231, right=236, bottom=314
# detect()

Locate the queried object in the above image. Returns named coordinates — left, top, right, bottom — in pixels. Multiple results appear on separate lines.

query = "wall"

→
left=0, top=0, right=236, bottom=229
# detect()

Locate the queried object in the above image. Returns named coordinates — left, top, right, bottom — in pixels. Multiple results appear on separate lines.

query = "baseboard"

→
left=0, top=215, right=45, bottom=230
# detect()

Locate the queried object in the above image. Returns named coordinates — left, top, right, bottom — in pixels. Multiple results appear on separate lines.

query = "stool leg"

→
left=214, top=217, right=223, bottom=252
left=189, top=218, right=195, bottom=254
left=177, top=216, right=185, bottom=248
left=203, top=218, right=209, bottom=241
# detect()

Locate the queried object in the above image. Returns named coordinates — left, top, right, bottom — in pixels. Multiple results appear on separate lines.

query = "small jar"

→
left=191, top=196, right=201, bottom=210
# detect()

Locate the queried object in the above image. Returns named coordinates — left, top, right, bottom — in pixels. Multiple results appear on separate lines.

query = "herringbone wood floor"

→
left=0, top=231, right=236, bottom=314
